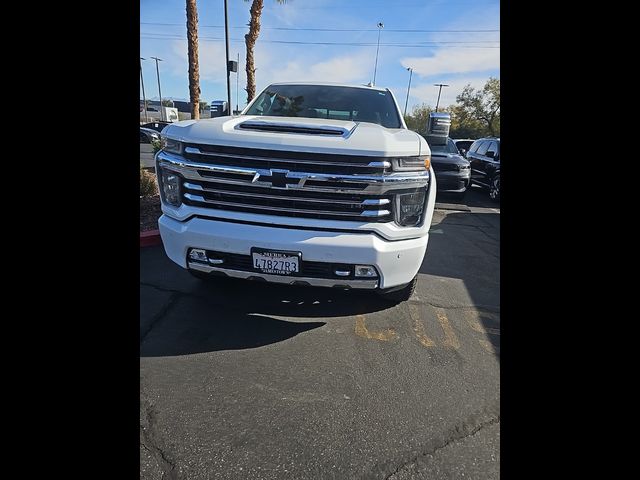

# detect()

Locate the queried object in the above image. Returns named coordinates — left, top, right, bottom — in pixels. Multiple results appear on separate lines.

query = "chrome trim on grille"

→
left=184, top=146, right=390, bottom=169
left=183, top=193, right=391, bottom=217
left=158, top=151, right=428, bottom=194
left=361, top=198, right=391, bottom=206
left=188, top=262, right=379, bottom=289
left=183, top=182, right=389, bottom=207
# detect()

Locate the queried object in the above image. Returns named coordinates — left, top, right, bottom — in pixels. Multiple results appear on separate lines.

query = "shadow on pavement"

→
left=140, top=298, right=326, bottom=357
left=140, top=248, right=396, bottom=357
left=192, top=276, right=394, bottom=317
left=423, top=210, right=500, bottom=358
left=438, top=185, right=500, bottom=209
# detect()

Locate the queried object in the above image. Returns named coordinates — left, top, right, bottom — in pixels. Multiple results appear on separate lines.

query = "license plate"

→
left=251, top=248, right=300, bottom=275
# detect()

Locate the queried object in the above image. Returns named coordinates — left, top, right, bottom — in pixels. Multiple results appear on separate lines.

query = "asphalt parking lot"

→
left=140, top=186, right=500, bottom=479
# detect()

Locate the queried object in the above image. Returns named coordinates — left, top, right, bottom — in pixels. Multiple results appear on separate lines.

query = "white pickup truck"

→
left=156, top=82, right=440, bottom=302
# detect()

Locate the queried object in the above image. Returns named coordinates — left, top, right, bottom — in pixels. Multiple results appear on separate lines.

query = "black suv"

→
left=466, top=137, right=500, bottom=201
left=430, top=137, right=471, bottom=199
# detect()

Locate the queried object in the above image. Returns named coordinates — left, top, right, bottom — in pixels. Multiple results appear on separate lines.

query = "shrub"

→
left=140, top=168, right=158, bottom=197
left=151, top=139, right=162, bottom=154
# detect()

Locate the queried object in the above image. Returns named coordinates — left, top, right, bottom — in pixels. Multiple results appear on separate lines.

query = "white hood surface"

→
left=163, top=115, right=424, bottom=157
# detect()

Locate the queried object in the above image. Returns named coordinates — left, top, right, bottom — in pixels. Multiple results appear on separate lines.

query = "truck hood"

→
left=162, top=115, right=424, bottom=157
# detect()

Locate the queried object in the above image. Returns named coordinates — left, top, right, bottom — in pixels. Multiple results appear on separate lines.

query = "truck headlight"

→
left=159, top=168, right=181, bottom=207
left=396, top=190, right=426, bottom=226
left=160, top=136, right=183, bottom=155
left=391, top=155, right=430, bottom=171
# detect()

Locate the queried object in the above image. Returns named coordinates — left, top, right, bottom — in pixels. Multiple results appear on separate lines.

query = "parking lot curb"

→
left=140, top=229, right=162, bottom=248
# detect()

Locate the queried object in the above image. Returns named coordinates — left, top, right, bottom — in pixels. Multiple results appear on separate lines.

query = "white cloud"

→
left=254, top=48, right=373, bottom=89
left=408, top=75, right=496, bottom=110
left=401, top=47, right=499, bottom=78
left=158, top=38, right=372, bottom=103
left=164, top=39, right=229, bottom=83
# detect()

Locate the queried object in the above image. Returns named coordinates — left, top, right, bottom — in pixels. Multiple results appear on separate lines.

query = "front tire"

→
left=377, top=276, right=418, bottom=303
left=489, top=174, right=500, bottom=202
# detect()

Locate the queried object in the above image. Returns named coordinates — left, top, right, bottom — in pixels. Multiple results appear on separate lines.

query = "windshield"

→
left=244, top=84, right=402, bottom=128
left=430, top=138, right=460, bottom=155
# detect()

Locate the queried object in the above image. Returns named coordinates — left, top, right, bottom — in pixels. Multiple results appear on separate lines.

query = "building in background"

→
left=140, top=100, right=211, bottom=122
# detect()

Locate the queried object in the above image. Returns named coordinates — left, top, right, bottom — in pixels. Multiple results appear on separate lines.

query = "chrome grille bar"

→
left=184, top=146, right=390, bottom=169
left=183, top=182, right=390, bottom=206
left=183, top=193, right=391, bottom=217
left=158, top=151, right=428, bottom=194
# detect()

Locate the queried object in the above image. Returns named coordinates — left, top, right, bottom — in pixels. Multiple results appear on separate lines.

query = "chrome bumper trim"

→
left=188, top=262, right=379, bottom=289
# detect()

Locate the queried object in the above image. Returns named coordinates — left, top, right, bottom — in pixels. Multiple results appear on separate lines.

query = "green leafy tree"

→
left=448, top=104, right=485, bottom=139
left=455, top=77, right=500, bottom=137
left=403, top=103, right=434, bottom=135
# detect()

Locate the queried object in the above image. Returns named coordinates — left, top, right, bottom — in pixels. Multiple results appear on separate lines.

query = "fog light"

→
left=355, top=265, right=377, bottom=277
left=160, top=168, right=181, bottom=207
left=189, top=248, right=208, bottom=263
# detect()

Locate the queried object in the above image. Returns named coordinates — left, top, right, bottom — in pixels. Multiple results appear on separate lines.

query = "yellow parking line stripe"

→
left=355, top=314, right=398, bottom=341
left=408, top=303, right=435, bottom=347
left=436, top=308, right=460, bottom=350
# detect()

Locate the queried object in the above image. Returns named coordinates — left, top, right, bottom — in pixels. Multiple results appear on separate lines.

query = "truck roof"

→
left=268, top=81, right=388, bottom=93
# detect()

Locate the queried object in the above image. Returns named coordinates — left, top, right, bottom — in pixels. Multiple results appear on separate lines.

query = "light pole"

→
left=140, top=57, right=148, bottom=123
left=372, top=22, right=384, bottom=85
left=403, top=67, right=413, bottom=117
left=151, top=56, right=164, bottom=121
left=236, top=52, right=240, bottom=114
left=434, top=83, right=449, bottom=112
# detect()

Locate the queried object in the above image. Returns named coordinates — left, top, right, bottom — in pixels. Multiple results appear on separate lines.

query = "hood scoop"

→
left=237, top=120, right=351, bottom=137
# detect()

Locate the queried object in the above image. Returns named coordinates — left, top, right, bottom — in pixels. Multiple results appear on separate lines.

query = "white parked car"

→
left=156, top=82, right=438, bottom=302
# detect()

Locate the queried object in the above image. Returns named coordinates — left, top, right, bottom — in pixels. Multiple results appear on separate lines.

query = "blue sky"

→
left=140, top=0, right=499, bottom=113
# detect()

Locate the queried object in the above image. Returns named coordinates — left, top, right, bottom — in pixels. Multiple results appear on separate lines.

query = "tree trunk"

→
left=186, top=0, right=200, bottom=119
left=245, top=0, right=264, bottom=104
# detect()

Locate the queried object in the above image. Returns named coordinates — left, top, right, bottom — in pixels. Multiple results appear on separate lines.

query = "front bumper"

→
left=159, top=215, right=429, bottom=289
left=434, top=170, right=470, bottom=193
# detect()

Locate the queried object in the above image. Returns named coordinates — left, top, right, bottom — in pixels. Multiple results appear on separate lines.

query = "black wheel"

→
left=377, top=276, right=418, bottom=303
left=489, top=174, right=500, bottom=202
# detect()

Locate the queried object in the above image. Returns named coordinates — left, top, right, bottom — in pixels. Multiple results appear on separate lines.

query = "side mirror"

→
left=459, top=148, right=467, bottom=156
left=486, top=151, right=495, bottom=158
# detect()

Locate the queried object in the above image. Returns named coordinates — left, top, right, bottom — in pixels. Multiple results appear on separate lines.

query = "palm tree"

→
left=186, top=0, right=201, bottom=119
left=244, top=0, right=286, bottom=104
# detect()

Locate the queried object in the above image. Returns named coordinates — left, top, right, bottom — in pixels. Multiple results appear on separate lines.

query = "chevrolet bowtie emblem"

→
left=270, top=170, right=289, bottom=188
left=261, top=169, right=304, bottom=189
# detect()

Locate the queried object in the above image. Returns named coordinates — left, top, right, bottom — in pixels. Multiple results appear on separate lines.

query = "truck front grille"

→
left=157, top=145, right=430, bottom=223
left=181, top=178, right=393, bottom=222
left=183, top=143, right=390, bottom=175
